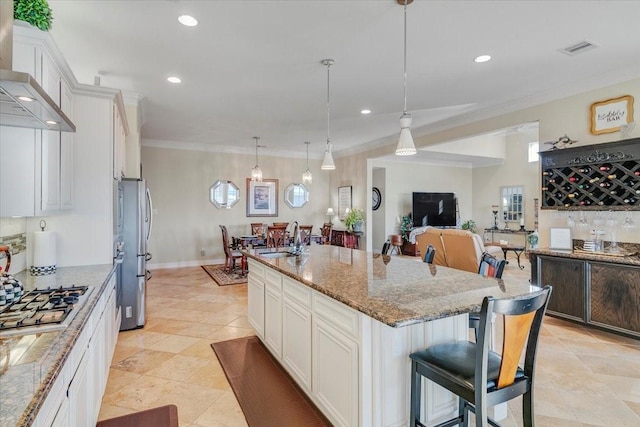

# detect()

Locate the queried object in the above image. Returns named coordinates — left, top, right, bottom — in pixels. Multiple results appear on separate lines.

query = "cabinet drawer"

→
left=265, top=268, right=282, bottom=289
left=248, top=259, right=265, bottom=279
left=313, top=292, right=359, bottom=341
left=283, top=276, right=311, bottom=309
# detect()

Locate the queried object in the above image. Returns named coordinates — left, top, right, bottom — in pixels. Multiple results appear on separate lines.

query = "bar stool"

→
left=389, top=234, right=403, bottom=255
left=409, top=286, right=552, bottom=427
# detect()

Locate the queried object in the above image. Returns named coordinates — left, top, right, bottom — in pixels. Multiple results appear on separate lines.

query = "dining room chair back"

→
left=381, top=240, right=390, bottom=255
left=409, top=285, right=552, bottom=427
left=423, top=245, right=436, bottom=264
left=272, top=222, right=290, bottom=228
left=299, top=225, right=313, bottom=245
left=219, top=225, right=246, bottom=276
left=478, top=251, right=506, bottom=279
left=250, top=223, right=265, bottom=236
left=320, top=223, right=332, bottom=245
left=266, top=226, right=287, bottom=248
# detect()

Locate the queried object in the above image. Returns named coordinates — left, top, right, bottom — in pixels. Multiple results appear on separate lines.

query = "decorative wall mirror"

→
left=500, top=185, right=524, bottom=225
left=284, top=183, right=309, bottom=208
left=210, top=180, right=240, bottom=209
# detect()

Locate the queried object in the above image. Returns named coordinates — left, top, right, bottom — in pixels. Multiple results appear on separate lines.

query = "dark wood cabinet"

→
left=538, top=256, right=585, bottom=320
left=590, top=263, right=640, bottom=334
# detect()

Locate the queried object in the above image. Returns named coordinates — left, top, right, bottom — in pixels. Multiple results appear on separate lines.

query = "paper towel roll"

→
left=33, top=231, right=56, bottom=268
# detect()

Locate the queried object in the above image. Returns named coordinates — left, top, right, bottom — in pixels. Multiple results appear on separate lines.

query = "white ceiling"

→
left=47, top=1, right=640, bottom=159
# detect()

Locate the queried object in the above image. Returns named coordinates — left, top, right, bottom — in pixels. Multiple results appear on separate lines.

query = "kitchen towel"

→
left=31, top=231, right=57, bottom=275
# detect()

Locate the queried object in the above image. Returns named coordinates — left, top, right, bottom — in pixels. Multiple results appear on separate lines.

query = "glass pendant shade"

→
left=251, top=136, right=263, bottom=182
left=321, top=144, right=336, bottom=170
left=251, top=165, right=263, bottom=182
left=396, top=113, right=417, bottom=156
left=302, top=141, right=313, bottom=183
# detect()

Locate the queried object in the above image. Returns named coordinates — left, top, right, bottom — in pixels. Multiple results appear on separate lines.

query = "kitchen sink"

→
left=259, top=251, right=296, bottom=259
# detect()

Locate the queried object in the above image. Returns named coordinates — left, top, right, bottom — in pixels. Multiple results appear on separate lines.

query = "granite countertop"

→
left=529, top=247, right=640, bottom=267
left=0, top=264, right=115, bottom=427
left=245, top=245, right=538, bottom=328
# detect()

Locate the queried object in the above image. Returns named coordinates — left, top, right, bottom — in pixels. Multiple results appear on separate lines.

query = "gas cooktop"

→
left=0, top=285, right=92, bottom=337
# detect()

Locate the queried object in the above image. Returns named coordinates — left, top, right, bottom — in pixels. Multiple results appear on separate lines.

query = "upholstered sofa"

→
left=414, top=227, right=502, bottom=273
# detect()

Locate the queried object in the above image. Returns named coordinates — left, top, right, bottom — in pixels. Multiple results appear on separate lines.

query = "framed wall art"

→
left=590, top=95, right=634, bottom=135
left=338, top=185, right=352, bottom=220
left=246, top=178, right=279, bottom=217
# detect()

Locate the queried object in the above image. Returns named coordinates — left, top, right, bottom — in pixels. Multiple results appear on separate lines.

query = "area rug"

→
left=211, top=336, right=332, bottom=427
left=201, top=264, right=247, bottom=286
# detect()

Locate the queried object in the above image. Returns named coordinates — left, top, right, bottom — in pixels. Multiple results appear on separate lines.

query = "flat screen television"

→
left=412, top=192, right=457, bottom=227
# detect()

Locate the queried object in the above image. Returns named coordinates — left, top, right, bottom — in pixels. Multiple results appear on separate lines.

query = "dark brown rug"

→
left=201, top=264, right=247, bottom=286
left=96, top=404, right=178, bottom=427
left=211, top=336, right=332, bottom=427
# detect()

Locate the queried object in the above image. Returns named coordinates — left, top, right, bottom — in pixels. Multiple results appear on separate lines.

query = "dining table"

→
left=233, top=234, right=325, bottom=249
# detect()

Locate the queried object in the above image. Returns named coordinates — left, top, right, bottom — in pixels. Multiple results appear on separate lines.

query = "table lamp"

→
left=326, top=208, right=335, bottom=224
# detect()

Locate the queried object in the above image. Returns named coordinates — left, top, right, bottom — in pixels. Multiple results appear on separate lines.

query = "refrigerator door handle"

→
left=146, top=269, right=152, bottom=281
left=145, top=252, right=152, bottom=262
left=146, top=187, right=153, bottom=243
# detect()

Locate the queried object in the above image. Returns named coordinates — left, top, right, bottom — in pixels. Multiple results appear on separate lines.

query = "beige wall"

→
left=338, top=77, right=640, bottom=248
left=143, top=146, right=330, bottom=267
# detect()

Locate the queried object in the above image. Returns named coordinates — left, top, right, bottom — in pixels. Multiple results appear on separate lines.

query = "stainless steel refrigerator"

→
left=118, top=178, right=153, bottom=331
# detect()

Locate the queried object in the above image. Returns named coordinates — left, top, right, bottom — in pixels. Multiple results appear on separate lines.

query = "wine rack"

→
left=540, top=137, right=640, bottom=210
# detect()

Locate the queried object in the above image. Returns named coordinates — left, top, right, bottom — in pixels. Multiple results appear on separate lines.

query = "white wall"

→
left=372, top=168, right=385, bottom=251
left=142, top=146, right=331, bottom=267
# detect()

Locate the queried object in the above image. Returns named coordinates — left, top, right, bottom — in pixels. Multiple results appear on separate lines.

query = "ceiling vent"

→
left=560, top=40, right=598, bottom=56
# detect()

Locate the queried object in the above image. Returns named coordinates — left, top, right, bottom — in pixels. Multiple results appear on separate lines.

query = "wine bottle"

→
left=567, top=192, right=579, bottom=198
left=578, top=183, right=592, bottom=190
left=599, top=164, right=612, bottom=172
left=607, top=174, right=617, bottom=180
left=623, top=178, right=637, bottom=187
left=580, top=200, right=592, bottom=206
left=600, top=182, right=613, bottom=188
left=541, top=186, right=549, bottom=191
left=542, top=171, right=554, bottom=176
left=578, top=166, right=592, bottom=173
left=568, top=176, right=579, bottom=182
left=562, top=184, right=573, bottom=191
left=635, top=171, right=640, bottom=176
left=624, top=197, right=638, bottom=204
left=589, top=177, right=600, bottom=183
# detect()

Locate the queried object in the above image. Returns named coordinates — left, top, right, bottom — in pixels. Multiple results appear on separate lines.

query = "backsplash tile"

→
left=0, top=232, right=27, bottom=256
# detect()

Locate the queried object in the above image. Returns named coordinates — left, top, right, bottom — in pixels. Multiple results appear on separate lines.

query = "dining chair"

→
left=299, top=225, right=313, bottom=245
left=423, top=245, right=436, bottom=264
left=272, top=222, right=289, bottom=228
left=219, top=225, right=246, bottom=276
left=250, top=222, right=265, bottom=236
left=381, top=240, right=390, bottom=255
left=470, top=252, right=508, bottom=340
left=266, top=226, right=287, bottom=248
left=320, top=223, right=332, bottom=245
left=409, top=286, right=552, bottom=427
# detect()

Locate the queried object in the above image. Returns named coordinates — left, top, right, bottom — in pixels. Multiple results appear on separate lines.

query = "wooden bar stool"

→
left=389, top=234, right=403, bottom=255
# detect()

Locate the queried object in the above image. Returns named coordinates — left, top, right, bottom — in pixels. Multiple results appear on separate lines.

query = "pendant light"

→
left=395, top=0, right=417, bottom=156
left=251, top=136, right=263, bottom=182
left=302, top=141, right=313, bottom=184
left=321, top=59, right=336, bottom=170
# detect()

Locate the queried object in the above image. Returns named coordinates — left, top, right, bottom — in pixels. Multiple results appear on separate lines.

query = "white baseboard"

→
left=147, top=257, right=225, bottom=270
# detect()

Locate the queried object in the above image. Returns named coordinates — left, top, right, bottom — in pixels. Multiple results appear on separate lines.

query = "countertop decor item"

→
left=31, top=220, right=56, bottom=275
left=14, top=0, right=53, bottom=31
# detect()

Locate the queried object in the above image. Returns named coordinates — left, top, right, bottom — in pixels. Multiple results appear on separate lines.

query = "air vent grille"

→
left=560, top=40, right=597, bottom=56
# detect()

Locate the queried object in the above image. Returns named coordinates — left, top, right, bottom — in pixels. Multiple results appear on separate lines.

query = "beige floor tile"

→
left=576, top=353, right=640, bottom=379
left=226, top=315, right=252, bottom=328
left=564, top=391, right=640, bottom=426
left=206, top=325, right=254, bottom=342
left=193, top=391, right=248, bottom=427
left=146, top=334, right=201, bottom=354
left=116, top=330, right=171, bottom=348
left=596, top=373, right=640, bottom=403
left=112, top=349, right=175, bottom=374
left=186, top=360, right=231, bottom=391
left=179, top=338, right=219, bottom=359
left=102, top=375, right=174, bottom=410
left=625, top=400, right=640, bottom=418
left=96, top=403, right=136, bottom=421
left=145, top=354, right=211, bottom=382
left=149, top=379, right=227, bottom=424
left=110, top=344, right=143, bottom=365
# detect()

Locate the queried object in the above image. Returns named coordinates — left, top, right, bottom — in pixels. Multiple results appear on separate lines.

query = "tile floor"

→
left=99, top=254, right=640, bottom=426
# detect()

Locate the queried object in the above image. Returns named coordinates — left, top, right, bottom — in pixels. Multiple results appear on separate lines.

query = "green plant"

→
left=461, top=219, right=477, bottom=233
left=14, top=0, right=53, bottom=31
left=400, top=214, right=412, bottom=242
left=344, top=208, right=365, bottom=231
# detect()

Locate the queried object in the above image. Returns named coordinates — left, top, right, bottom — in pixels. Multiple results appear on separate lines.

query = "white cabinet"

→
left=41, top=130, right=61, bottom=213
left=264, top=269, right=283, bottom=358
left=34, top=275, right=118, bottom=427
left=247, top=260, right=265, bottom=339
left=113, top=101, right=127, bottom=179
left=282, top=277, right=312, bottom=393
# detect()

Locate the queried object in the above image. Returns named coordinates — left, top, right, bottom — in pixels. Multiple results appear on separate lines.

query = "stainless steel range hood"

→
left=0, top=1, right=76, bottom=132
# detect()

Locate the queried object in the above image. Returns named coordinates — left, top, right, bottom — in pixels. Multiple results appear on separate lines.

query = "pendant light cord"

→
left=254, top=137, right=259, bottom=165
left=403, top=0, right=408, bottom=115
left=306, top=141, right=310, bottom=168
left=326, top=62, right=331, bottom=148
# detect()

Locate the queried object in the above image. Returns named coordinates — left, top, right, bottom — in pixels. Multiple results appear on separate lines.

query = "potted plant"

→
left=461, top=219, right=477, bottom=233
left=344, top=208, right=365, bottom=232
left=14, top=0, right=53, bottom=31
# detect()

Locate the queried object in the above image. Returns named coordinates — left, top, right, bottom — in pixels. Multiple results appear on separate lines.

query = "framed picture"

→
left=590, top=95, right=634, bottom=135
left=338, top=186, right=352, bottom=220
left=549, top=227, right=572, bottom=251
left=246, top=178, right=279, bottom=217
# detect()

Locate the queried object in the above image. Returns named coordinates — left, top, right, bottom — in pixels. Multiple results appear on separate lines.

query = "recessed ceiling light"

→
left=361, top=109, right=371, bottom=115
left=45, top=120, right=58, bottom=125
left=474, top=55, right=492, bottom=63
left=178, top=15, right=198, bottom=27
left=17, top=96, right=34, bottom=102
left=167, top=76, right=182, bottom=84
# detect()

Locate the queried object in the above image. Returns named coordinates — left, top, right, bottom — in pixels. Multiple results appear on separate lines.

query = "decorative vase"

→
left=527, top=230, right=539, bottom=249
left=353, top=222, right=363, bottom=233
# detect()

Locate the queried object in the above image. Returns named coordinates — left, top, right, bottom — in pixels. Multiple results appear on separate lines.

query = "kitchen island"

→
left=245, top=245, right=537, bottom=427
left=0, top=264, right=118, bottom=427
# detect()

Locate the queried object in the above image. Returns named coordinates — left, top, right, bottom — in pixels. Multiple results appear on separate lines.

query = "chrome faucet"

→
left=290, top=220, right=301, bottom=254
